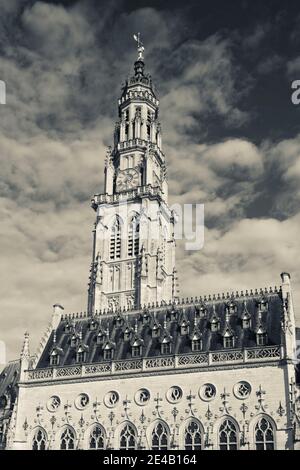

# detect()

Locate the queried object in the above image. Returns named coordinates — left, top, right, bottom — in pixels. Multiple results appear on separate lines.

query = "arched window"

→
left=110, top=219, right=121, bottom=260
left=119, top=423, right=137, bottom=450
left=60, top=427, right=76, bottom=450
left=32, top=428, right=47, bottom=450
left=89, top=424, right=106, bottom=450
left=219, top=419, right=238, bottom=450
left=151, top=421, right=169, bottom=450
left=128, top=217, right=140, bottom=257
left=184, top=420, right=202, bottom=450
left=255, top=417, right=275, bottom=450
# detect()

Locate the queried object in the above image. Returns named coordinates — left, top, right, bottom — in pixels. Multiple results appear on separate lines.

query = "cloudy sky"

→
left=1, top=0, right=300, bottom=361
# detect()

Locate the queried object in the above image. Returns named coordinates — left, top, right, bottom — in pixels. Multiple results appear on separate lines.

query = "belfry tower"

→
left=88, top=36, right=177, bottom=313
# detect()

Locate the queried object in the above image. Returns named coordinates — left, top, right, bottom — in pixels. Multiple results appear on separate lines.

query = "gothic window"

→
left=151, top=421, right=169, bottom=450
left=32, top=428, right=47, bottom=450
left=219, top=419, right=238, bottom=450
left=89, top=424, right=106, bottom=450
left=161, top=341, right=171, bottom=355
left=119, top=423, right=137, bottom=450
left=128, top=217, right=140, bottom=257
left=60, top=427, right=76, bottom=450
left=255, top=417, right=275, bottom=450
left=110, top=219, right=121, bottom=260
left=184, top=420, right=202, bottom=450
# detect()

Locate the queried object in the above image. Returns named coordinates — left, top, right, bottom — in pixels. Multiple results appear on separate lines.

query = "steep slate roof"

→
left=36, top=289, right=283, bottom=369
left=0, top=360, right=20, bottom=418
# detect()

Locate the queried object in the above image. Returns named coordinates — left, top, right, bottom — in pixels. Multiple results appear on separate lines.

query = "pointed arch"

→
left=218, top=417, right=239, bottom=450
left=118, top=421, right=138, bottom=450
left=32, top=426, right=47, bottom=450
left=110, top=217, right=122, bottom=260
left=59, top=425, right=76, bottom=450
left=181, top=418, right=203, bottom=450
left=87, top=423, right=106, bottom=450
left=149, top=419, right=170, bottom=450
left=253, top=414, right=276, bottom=450
left=128, top=213, right=140, bottom=257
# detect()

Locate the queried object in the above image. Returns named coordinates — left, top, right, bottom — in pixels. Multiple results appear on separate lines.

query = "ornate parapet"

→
left=91, top=184, right=163, bottom=210
left=24, top=345, right=281, bottom=384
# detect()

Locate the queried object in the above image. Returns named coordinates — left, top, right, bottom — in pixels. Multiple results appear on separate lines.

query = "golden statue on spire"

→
left=133, top=33, right=145, bottom=60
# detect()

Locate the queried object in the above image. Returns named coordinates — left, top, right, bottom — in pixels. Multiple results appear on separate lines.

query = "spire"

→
left=133, top=32, right=145, bottom=61
left=21, top=331, right=30, bottom=359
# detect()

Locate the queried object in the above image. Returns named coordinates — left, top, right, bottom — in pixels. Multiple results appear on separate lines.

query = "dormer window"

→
left=192, top=337, right=202, bottom=352
left=89, top=319, right=98, bottom=331
left=161, top=341, right=171, bottom=355
left=50, top=351, right=59, bottom=367
left=228, top=301, right=237, bottom=314
left=115, top=314, right=124, bottom=328
left=123, top=327, right=132, bottom=341
left=152, top=323, right=160, bottom=338
left=96, top=331, right=106, bottom=345
left=64, top=322, right=71, bottom=333
left=180, top=321, right=189, bottom=336
left=76, top=347, right=87, bottom=363
left=258, top=298, right=268, bottom=312
left=142, top=312, right=150, bottom=325
left=169, top=308, right=177, bottom=321
left=224, top=336, right=234, bottom=349
left=256, top=331, right=267, bottom=346
left=210, top=317, right=220, bottom=333
left=132, top=345, right=142, bottom=357
left=104, top=347, right=114, bottom=361
left=243, top=318, right=251, bottom=329
left=71, top=334, right=79, bottom=348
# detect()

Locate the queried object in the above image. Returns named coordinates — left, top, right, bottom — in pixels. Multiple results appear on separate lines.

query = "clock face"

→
left=116, top=168, right=139, bottom=191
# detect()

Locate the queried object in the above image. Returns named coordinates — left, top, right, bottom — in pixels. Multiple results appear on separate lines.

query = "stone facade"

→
left=1, top=43, right=300, bottom=451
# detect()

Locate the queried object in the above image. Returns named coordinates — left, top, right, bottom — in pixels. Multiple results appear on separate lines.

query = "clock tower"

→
left=88, top=37, right=177, bottom=313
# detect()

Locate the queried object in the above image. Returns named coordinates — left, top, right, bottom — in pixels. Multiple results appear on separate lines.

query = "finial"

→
left=133, top=33, right=145, bottom=61
left=21, top=331, right=30, bottom=359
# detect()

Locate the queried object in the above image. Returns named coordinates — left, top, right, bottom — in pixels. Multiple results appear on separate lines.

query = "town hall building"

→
left=1, top=39, right=300, bottom=451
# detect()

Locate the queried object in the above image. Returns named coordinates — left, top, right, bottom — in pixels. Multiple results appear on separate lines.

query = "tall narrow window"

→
left=110, top=219, right=121, bottom=260
left=60, top=427, right=76, bottom=450
left=255, top=417, right=275, bottom=450
left=185, top=420, right=202, bottom=450
left=219, top=419, right=238, bottom=450
left=128, top=217, right=140, bottom=257
left=32, top=428, right=47, bottom=450
left=151, top=421, right=169, bottom=450
left=119, top=423, right=137, bottom=450
left=89, top=424, right=106, bottom=450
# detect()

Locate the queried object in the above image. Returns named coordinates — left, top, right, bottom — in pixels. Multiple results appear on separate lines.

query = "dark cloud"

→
left=1, top=0, right=300, bottom=361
